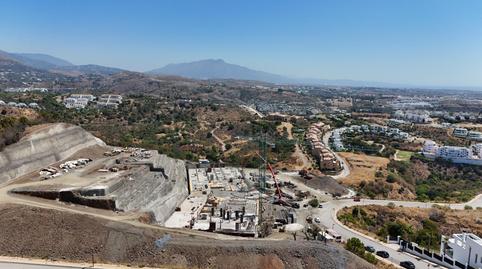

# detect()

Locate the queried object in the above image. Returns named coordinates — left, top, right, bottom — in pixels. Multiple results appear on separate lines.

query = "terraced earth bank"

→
left=0, top=123, right=106, bottom=184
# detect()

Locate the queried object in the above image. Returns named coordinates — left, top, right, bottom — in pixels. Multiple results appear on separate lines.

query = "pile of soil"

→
left=300, top=174, right=348, bottom=196
left=0, top=204, right=374, bottom=269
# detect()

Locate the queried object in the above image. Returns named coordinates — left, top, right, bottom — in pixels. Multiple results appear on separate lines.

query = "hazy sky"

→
left=1, top=0, right=482, bottom=87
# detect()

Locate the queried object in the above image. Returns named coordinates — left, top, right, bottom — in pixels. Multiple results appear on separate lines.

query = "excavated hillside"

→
left=0, top=123, right=106, bottom=184
left=0, top=204, right=376, bottom=269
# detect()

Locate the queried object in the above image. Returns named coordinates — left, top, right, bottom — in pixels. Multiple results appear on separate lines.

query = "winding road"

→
left=322, top=128, right=351, bottom=179
left=314, top=195, right=482, bottom=268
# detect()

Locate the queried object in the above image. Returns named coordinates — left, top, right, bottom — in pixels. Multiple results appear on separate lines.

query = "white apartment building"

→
left=345, top=124, right=410, bottom=141
left=422, top=140, right=482, bottom=166
left=422, top=140, right=439, bottom=154
left=441, top=233, right=482, bottom=268
left=394, top=110, right=433, bottom=123
left=5, top=87, right=48, bottom=93
left=453, top=127, right=469, bottom=137
left=438, top=146, right=472, bottom=159
left=468, top=131, right=482, bottom=142
left=64, top=97, right=89, bottom=109
left=70, top=94, right=95, bottom=102
left=97, top=94, right=123, bottom=109
left=98, top=94, right=123, bottom=104
left=474, top=144, right=482, bottom=158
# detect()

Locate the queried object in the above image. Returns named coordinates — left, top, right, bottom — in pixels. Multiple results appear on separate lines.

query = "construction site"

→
left=0, top=123, right=373, bottom=269
left=0, top=123, right=188, bottom=225
left=0, top=123, right=337, bottom=236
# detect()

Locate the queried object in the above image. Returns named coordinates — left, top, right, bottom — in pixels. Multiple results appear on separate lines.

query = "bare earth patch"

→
left=338, top=152, right=389, bottom=186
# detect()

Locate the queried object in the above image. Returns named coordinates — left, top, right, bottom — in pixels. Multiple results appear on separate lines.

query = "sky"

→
left=1, top=0, right=482, bottom=87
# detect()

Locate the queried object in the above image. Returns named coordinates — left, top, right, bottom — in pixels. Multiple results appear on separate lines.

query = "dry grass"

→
left=276, top=122, right=293, bottom=139
left=339, top=205, right=482, bottom=240
left=338, top=152, right=389, bottom=186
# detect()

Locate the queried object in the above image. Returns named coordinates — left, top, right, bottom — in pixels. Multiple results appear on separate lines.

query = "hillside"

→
left=0, top=203, right=375, bottom=269
left=338, top=205, right=482, bottom=250
left=0, top=56, right=74, bottom=88
left=52, top=64, right=125, bottom=76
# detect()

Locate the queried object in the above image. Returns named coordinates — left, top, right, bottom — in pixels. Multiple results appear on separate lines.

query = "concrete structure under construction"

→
left=165, top=167, right=259, bottom=237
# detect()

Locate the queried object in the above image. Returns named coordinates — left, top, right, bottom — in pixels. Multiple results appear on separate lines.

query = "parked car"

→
left=364, top=246, right=375, bottom=253
left=314, top=217, right=321, bottom=223
left=399, top=261, right=415, bottom=269
left=353, top=196, right=361, bottom=202
left=318, top=204, right=323, bottom=208
left=376, top=250, right=389, bottom=258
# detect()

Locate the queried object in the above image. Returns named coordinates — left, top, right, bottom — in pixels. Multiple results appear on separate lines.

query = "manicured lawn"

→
left=396, top=150, right=413, bottom=161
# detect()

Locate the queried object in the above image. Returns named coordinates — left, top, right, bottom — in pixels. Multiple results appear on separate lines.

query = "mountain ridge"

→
left=148, top=59, right=293, bottom=84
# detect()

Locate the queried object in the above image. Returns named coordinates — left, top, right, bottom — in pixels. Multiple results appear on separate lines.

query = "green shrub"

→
left=308, top=198, right=319, bottom=208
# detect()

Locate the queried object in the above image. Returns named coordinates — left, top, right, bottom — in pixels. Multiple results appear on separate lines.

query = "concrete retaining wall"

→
left=0, top=123, right=106, bottom=184
left=112, top=153, right=188, bottom=225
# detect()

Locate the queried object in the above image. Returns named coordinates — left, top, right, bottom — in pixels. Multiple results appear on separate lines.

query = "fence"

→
left=399, top=240, right=476, bottom=269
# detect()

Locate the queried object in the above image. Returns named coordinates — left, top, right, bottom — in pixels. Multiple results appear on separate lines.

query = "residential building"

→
left=453, top=128, right=469, bottom=137
left=473, top=144, right=482, bottom=158
left=28, top=102, right=39, bottom=109
left=422, top=140, right=482, bottom=166
left=64, top=97, right=89, bottom=109
left=305, top=122, right=341, bottom=171
left=97, top=94, right=123, bottom=109
left=438, top=146, right=472, bottom=159
left=394, top=110, right=433, bottom=123
left=70, top=94, right=96, bottom=102
left=468, top=131, right=482, bottom=142
left=422, top=140, right=439, bottom=154
left=441, top=233, right=482, bottom=268
left=4, top=87, right=48, bottom=93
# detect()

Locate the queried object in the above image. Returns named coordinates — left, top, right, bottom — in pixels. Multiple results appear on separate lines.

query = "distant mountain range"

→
left=0, top=49, right=124, bottom=76
left=147, top=59, right=428, bottom=88
left=148, top=59, right=293, bottom=84
left=1, top=49, right=480, bottom=90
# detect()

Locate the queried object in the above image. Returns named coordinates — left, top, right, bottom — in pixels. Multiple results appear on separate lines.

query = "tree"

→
left=346, top=237, right=377, bottom=265
left=308, top=198, right=319, bottom=208
left=346, top=237, right=365, bottom=256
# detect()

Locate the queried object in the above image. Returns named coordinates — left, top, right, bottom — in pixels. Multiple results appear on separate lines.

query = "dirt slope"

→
left=0, top=204, right=375, bottom=269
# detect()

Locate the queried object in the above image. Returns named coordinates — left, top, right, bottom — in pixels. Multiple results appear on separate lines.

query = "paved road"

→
left=314, top=195, right=482, bottom=268
left=322, top=128, right=350, bottom=179
left=239, top=105, right=264, bottom=118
